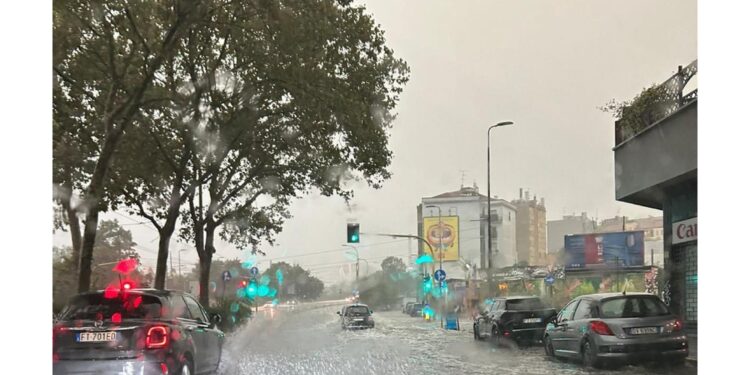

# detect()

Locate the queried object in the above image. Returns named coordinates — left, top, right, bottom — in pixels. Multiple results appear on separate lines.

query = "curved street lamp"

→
left=487, top=121, right=514, bottom=296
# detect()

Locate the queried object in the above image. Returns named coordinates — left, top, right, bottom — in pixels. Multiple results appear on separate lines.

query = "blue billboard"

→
left=564, top=231, right=644, bottom=269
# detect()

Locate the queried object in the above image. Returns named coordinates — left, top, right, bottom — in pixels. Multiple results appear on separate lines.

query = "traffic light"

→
left=246, top=279, right=258, bottom=299
left=347, top=223, right=360, bottom=243
left=422, top=275, right=433, bottom=293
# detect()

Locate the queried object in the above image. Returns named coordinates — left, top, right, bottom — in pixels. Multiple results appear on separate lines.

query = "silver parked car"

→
left=543, top=293, right=688, bottom=368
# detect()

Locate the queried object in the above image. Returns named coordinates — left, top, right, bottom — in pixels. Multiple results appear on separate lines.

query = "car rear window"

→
left=60, top=293, right=162, bottom=320
left=346, top=306, right=370, bottom=315
left=600, top=296, right=670, bottom=318
left=506, top=298, right=545, bottom=311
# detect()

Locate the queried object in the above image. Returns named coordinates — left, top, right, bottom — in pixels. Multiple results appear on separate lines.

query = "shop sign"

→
left=673, top=217, right=697, bottom=244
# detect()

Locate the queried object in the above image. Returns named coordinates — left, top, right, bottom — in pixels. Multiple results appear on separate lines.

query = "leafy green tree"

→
left=53, top=0, right=209, bottom=293
left=177, top=0, right=409, bottom=305
left=258, top=262, right=325, bottom=302
left=381, top=256, right=406, bottom=276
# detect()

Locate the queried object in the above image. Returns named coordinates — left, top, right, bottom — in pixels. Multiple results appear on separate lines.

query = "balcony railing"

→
left=615, top=60, right=697, bottom=146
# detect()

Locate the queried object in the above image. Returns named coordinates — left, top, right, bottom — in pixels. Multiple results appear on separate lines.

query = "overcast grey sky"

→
left=53, top=0, right=696, bottom=286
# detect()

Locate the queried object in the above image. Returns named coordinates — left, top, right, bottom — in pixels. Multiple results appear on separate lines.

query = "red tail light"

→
left=146, top=326, right=170, bottom=349
left=589, top=320, right=614, bottom=336
left=160, top=362, right=169, bottom=374
left=665, top=319, right=683, bottom=333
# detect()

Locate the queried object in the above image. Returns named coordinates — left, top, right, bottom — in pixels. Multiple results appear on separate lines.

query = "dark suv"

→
left=53, top=288, right=224, bottom=375
left=473, top=296, right=557, bottom=346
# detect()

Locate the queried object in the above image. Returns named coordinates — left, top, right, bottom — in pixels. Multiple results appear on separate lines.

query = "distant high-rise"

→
left=547, top=212, right=597, bottom=255
left=512, top=189, right=547, bottom=266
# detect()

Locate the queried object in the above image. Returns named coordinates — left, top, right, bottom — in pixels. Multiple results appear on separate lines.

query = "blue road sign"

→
left=544, top=275, right=555, bottom=285
left=250, top=267, right=259, bottom=277
left=222, top=271, right=232, bottom=282
left=434, top=269, right=446, bottom=282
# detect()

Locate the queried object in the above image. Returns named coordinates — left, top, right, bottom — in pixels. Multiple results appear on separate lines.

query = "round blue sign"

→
left=250, top=267, right=259, bottom=276
left=434, top=269, right=446, bottom=281
left=544, top=275, right=555, bottom=285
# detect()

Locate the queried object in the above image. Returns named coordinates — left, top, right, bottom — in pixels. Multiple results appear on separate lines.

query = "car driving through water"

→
left=53, top=288, right=224, bottom=375
left=337, top=303, right=375, bottom=330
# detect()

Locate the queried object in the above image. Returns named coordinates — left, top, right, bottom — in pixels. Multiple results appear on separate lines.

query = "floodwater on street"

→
left=218, top=301, right=696, bottom=375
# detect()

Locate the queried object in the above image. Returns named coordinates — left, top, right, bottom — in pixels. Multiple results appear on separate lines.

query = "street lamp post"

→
left=487, top=121, right=514, bottom=297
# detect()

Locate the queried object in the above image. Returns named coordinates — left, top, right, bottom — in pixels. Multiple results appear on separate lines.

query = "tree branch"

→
left=215, top=190, right=263, bottom=226
left=124, top=6, right=151, bottom=56
left=122, top=188, right=162, bottom=231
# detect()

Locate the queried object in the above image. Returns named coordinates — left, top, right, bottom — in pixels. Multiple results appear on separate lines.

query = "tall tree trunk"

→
left=154, top=191, right=183, bottom=289
left=154, top=229, right=173, bottom=290
left=78, top=209, right=100, bottom=293
left=154, top=142, right=192, bottom=289
left=199, top=221, right=217, bottom=306
left=75, top=5, right=199, bottom=293
left=66, top=204, right=82, bottom=270
left=198, top=256, right=212, bottom=306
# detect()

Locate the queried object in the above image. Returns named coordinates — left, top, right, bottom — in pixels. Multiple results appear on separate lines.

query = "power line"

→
left=259, top=238, right=411, bottom=262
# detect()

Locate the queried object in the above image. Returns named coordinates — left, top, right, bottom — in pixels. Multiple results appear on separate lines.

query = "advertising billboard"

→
left=564, top=231, right=644, bottom=269
left=423, top=216, right=459, bottom=261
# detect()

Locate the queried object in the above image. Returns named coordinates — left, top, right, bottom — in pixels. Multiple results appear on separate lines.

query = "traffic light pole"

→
left=368, top=232, right=438, bottom=322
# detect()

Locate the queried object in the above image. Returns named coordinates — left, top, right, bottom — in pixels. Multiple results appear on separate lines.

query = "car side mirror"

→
left=209, top=313, right=222, bottom=327
left=369, top=310, right=373, bottom=314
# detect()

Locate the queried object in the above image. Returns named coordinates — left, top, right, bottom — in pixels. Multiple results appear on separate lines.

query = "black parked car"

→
left=409, top=303, right=424, bottom=317
left=338, top=304, right=375, bottom=329
left=53, top=288, right=224, bottom=375
left=473, top=296, right=556, bottom=346
left=402, top=302, right=415, bottom=314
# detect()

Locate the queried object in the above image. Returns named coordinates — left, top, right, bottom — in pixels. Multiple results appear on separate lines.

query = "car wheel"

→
left=581, top=340, right=601, bottom=369
left=491, top=326, right=502, bottom=346
left=179, top=357, right=194, bottom=375
left=544, top=336, right=555, bottom=357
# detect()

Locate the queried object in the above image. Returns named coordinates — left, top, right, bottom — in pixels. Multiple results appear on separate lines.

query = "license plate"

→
left=353, top=318, right=364, bottom=322
left=77, top=331, right=117, bottom=342
left=523, top=318, right=542, bottom=323
left=630, top=327, right=658, bottom=335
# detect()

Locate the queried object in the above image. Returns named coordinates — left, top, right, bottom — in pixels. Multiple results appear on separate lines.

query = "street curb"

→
left=686, top=357, right=697, bottom=364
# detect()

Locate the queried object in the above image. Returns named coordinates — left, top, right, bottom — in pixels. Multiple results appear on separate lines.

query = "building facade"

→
left=417, top=185, right=517, bottom=280
left=612, top=60, right=697, bottom=328
left=512, top=189, right=547, bottom=266
left=547, top=212, right=597, bottom=255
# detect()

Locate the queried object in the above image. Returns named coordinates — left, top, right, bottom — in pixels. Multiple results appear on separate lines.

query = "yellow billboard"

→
left=423, top=216, right=459, bottom=261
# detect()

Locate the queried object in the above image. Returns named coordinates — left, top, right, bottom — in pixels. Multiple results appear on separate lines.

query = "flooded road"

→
left=218, top=302, right=696, bottom=375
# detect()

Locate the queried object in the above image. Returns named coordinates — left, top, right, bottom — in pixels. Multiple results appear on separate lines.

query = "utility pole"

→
left=651, top=248, right=654, bottom=267
left=425, top=204, right=444, bottom=328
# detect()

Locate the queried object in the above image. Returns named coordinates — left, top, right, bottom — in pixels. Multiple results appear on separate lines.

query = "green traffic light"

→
left=347, top=223, right=360, bottom=243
